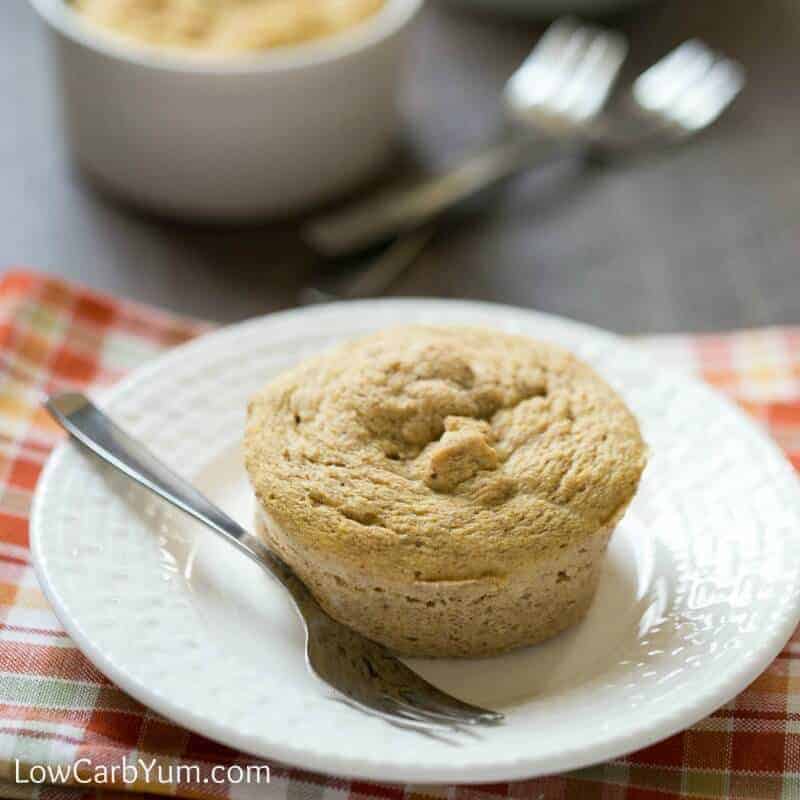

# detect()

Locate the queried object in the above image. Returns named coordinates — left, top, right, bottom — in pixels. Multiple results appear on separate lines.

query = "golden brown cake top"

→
left=245, top=326, right=646, bottom=582
left=72, top=0, right=385, bottom=53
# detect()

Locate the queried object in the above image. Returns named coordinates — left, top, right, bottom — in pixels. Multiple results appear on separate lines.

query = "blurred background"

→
left=5, top=0, right=798, bottom=332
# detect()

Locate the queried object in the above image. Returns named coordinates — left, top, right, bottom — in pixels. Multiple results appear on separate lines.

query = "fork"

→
left=305, top=28, right=743, bottom=259
left=300, top=18, right=626, bottom=298
left=45, top=393, right=503, bottom=732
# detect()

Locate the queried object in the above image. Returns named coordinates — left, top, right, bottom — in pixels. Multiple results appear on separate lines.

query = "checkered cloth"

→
left=1, top=269, right=799, bottom=800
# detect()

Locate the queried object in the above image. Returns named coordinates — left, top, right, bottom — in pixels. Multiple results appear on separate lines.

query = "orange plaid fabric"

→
left=1, top=268, right=799, bottom=800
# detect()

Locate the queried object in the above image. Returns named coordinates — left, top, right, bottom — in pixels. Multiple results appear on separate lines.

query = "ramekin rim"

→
left=26, top=0, right=423, bottom=74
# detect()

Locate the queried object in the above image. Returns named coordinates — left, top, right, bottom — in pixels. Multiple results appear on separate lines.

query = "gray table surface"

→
left=4, top=0, right=798, bottom=333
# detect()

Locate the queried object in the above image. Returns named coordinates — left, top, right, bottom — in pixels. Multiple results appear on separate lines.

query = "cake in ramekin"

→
left=244, top=325, right=646, bottom=658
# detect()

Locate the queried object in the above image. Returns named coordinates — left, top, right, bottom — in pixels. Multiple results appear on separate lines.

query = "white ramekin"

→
left=28, top=0, right=423, bottom=220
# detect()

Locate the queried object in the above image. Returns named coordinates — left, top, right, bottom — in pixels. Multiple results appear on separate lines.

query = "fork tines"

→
left=633, top=40, right=745, bottom=131
left=504, top=18, right=628, bottom=128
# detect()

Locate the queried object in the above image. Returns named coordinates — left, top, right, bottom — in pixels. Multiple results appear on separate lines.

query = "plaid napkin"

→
left=1, top=269, right=799, bottom=800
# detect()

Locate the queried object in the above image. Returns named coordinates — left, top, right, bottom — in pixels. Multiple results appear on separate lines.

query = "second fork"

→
left=305, top=18, right=627, bottom=257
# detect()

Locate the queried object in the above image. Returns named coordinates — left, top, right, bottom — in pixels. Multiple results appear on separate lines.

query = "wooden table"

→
left=5, top=0, right=798, bottom=332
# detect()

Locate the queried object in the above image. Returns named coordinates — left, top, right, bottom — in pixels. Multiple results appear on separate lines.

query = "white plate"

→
left=31, top=299, right=800, bottom=784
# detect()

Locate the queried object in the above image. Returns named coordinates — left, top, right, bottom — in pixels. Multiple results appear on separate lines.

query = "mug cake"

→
left=245, top=325, right=646, bottom=658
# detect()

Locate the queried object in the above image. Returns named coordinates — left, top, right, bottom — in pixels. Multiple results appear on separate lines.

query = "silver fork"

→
left=299, top=19, right=624, bottom=302
left=305, top=18, right=627, bottom=258
left=306, top=31, right=743, bottom=260
left=604, top=40, right=745, bottom=146
left=45, top=393, right=503, bottom=732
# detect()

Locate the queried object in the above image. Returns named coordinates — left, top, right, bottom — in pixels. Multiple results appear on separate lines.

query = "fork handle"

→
left=45, top=392, right=313, bottom=608
left=305, top=134, right=566, bottom=257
